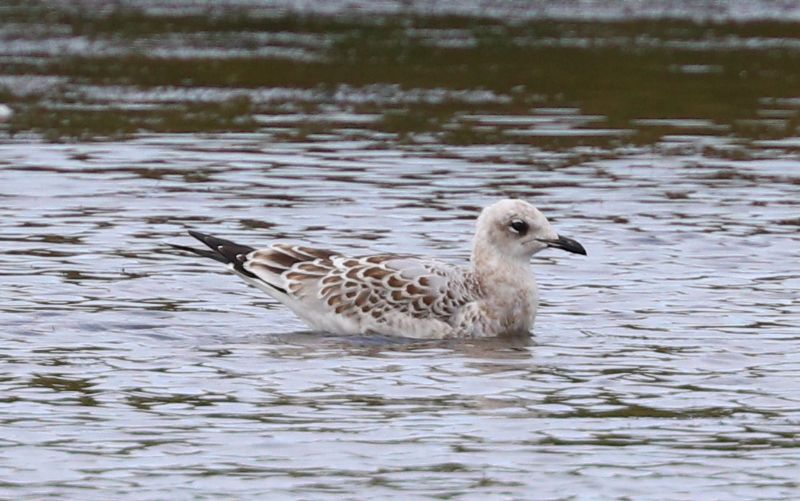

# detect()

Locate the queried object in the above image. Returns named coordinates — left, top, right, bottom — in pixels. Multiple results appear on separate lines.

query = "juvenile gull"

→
left=170, top=199, right=585, bottom=339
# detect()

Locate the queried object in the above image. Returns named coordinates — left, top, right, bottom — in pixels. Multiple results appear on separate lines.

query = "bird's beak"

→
left=536, top=235, right=587, bottom=255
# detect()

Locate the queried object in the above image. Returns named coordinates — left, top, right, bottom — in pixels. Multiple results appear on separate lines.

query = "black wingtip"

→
left=167, top=242, right=195, bottom=253
left=182, top=229, right=258, bottom=279
left=167, top=242, right=229, bottom=263
left=173, top=230, right=290, bottom=296
left=188, top=230, right=210, bottom=243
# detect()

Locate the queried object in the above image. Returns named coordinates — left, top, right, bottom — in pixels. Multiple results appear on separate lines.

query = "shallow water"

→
left=1, top=2, right=800, bottom=499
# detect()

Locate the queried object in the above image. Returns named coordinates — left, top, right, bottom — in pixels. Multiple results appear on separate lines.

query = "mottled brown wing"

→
left=243, top=243, right=339, bottom=294
left=311, top=255, right=479, bottom=323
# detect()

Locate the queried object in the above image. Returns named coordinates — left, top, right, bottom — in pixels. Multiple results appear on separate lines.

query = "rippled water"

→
left=2, top=2, right=800, bottom=499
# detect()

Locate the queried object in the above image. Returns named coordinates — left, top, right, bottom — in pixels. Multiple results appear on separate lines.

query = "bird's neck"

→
left=471, top=244, right=536, bottom=294
left=470, top=244, right=538, bottom=335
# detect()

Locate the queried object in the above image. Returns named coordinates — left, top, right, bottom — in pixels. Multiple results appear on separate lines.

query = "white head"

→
left=472, top=199, right=586, bottom=263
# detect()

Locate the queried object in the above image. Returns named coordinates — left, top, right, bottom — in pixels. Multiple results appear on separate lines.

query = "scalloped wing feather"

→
left=243, top=244, right=337, bottom=293
left=243, top=248, right=479, bottom=329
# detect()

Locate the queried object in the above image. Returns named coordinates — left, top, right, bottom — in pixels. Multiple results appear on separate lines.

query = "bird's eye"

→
left=509, top=219, right=529, bottom=236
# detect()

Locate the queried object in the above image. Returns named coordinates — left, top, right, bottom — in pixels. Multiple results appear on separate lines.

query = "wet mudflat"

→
left=1, top=1, right=799, bottom=499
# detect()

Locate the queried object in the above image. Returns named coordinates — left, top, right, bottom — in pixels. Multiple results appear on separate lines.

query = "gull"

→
left=170, top=199, right=586, bottom=339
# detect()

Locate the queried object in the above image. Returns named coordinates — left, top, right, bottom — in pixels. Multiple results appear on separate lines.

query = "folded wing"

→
left=173, top=231, right=478, bottom=330
left=250, top=253, right=478, bottom=324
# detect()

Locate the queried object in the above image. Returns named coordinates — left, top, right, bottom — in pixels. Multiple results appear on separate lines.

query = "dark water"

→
left=1, top=2, right=799, bottom=499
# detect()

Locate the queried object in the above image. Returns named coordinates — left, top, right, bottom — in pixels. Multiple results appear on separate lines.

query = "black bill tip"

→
left=537, top=235, right=587, bottom=256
